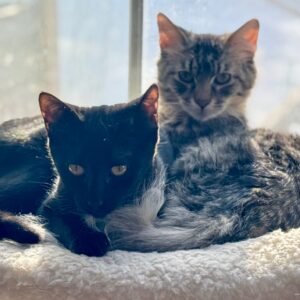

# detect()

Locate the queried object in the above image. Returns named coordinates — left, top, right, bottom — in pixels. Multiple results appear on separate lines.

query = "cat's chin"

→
left=185, top=107, right=219, bottom=123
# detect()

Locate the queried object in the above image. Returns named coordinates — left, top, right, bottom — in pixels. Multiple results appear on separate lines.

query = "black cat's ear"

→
left=39, top=92, right=80, bottom=132
left=139, top=84, right=159, bottom=125
left=227, top=19, right=259, bottom=57
left=157, top=13, right=185, bottom=51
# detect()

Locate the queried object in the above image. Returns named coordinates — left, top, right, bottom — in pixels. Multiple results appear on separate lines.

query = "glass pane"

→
left=142, top=0, right=300, bottom=132
left=0, top=0, right=129, bottom=123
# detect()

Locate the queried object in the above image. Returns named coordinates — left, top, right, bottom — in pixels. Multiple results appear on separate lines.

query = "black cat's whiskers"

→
left=24, top=181, right=53, bottom=189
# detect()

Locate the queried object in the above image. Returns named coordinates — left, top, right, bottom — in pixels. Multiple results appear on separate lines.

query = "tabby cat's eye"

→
left=111, top=165, right=127, bottom=176
left=68, top=164, right=85, bottom=176
left=214, top=73, right=232, bottom=85
left=178, top=71, right=193, bottom=83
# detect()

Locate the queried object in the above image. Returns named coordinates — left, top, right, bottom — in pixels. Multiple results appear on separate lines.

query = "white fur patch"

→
left=84, top=215, right=99, bottom=231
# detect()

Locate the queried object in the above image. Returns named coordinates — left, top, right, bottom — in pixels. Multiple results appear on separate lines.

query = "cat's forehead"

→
left=187, top=34, right=226, bottom=59
left=162, top=33, right=227, bottom=71
left=86, top=103, right=135, bottom=121
left=168, top=34, right=229, bottom=75
left=81, top=104, right=137, bottom=139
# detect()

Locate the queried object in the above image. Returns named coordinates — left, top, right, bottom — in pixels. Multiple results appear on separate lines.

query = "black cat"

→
left=0, top=84, right=159, bottom=256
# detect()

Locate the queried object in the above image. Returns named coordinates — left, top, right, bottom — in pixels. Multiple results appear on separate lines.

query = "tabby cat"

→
left=105, top=14, right=300, bottom=252
left=0, top=85, right=159, bottom=256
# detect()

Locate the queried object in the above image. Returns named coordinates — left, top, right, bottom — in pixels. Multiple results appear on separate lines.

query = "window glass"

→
left=0, top=0, right=129, bottom=123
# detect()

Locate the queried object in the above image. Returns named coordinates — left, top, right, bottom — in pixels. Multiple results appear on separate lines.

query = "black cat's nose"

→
left=196, top=98, right=211, bottom=109
left=86, top=199, right=101, bottom=212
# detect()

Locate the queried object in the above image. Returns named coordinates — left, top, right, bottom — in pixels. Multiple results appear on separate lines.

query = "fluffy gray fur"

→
left=105, top=15, right=300, bottom=252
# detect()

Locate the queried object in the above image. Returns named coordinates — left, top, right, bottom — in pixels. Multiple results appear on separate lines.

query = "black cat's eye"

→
left=111, top=165, right=127, bottom=176
left=178, top=71, right=193, bottom=83
left=68, top=164, right=85, bottom=176
left=214, top=73, right=232, bottom=85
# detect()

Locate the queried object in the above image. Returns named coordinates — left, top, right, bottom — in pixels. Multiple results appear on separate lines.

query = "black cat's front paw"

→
left=71, top=231, right=109, bottom=257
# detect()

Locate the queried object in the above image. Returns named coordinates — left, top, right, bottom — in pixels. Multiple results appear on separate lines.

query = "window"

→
left=1, top=0, right=300, bottom=133
left=0, top=0, right=129, bottom=122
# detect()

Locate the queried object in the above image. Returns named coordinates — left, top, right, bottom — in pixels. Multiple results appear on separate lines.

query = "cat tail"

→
left=106, top=210, right=198, bottom=252
left=106, top=208, right=237, bottom=252
left=0, top=211, right=41, bottom=244
left=106, top=168, right=238, bottom=252
left=105, top=165, right=168, bottom=251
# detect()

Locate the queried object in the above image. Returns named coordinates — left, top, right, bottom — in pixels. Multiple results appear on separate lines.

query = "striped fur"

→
left=106, top=15, right=300, bottom=252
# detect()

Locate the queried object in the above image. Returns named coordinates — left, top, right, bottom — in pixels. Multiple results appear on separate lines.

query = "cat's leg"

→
left=39, top=201, right=109, bottom=257
left=0, top=211, right=40, bottom=244
left=156, top=128, right=174, bottom=167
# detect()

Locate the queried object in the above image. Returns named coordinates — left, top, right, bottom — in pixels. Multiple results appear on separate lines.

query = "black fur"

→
left=0, top=85, right=159, bottom=256
left=0, top=116, right=53, bottom=214
left=0, top=211, right=40, bottom=244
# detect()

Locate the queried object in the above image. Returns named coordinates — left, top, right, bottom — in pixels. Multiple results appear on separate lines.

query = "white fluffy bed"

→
left=0, top=221, right=300, bottom=300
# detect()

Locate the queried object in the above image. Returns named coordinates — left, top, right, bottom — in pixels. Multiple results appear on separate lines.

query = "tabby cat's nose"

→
left=196, top=98, right=211, bottom=109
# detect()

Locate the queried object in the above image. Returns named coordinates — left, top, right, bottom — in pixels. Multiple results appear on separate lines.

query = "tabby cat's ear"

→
left=39, top=92, right=81, bottom=132
left=227, top=19, right=259, bottom=56
left=140, top=84, right=159, bottom=125
left=157, top=13, right=185, bottom=51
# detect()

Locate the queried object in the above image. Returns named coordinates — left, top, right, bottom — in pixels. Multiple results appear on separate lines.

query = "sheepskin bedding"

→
left=0, top=220, right=300, bottom=300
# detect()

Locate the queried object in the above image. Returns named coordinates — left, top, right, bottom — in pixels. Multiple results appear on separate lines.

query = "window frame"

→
left=128, top=0, right=144, bottom=99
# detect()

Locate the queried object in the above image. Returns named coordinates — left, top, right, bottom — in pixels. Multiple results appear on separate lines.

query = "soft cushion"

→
left=0, top=221, right=299, bottom=300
